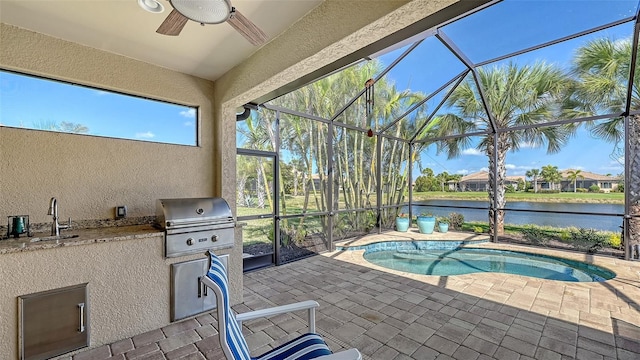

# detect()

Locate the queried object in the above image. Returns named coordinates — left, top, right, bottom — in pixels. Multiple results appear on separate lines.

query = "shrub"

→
left=589, top=184, right=600, bottom=192
left=505, top=184, right=516, bottom=193
left=608, top=233, right=622, bottom=249
left=520, top=225, right=550, bottom=246
left=559, top=229, right=572, bottom=242
left=566, top=228, right=608, bottom=253
left=539, top=189, right=560, bottom=194
left=576, top=188, right=588, bottom=193
left=473, top=226, right=484, bottom=234
left=448, top=212, right=464, bottom=230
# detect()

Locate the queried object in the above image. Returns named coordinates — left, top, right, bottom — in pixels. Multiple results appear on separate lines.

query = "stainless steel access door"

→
left=170, top=255, right=228, bottom=321
left=19, top=283, right=89, bottom=360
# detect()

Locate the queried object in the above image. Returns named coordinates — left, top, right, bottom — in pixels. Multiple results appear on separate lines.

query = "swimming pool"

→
left=340, top=241, right=615, bottom=282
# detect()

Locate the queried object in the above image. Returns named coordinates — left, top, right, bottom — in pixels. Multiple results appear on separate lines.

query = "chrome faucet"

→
left=47, top=197, right=71, bottom=236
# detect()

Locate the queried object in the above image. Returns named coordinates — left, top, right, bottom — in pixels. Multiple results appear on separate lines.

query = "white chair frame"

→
left=200, top=273, right=361, bottom=360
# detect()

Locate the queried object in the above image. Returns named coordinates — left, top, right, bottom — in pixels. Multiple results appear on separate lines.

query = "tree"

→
left=414, top=176, right=431, bottom=192
left=32, top=120, right=89, bottom=134
left=264, top=60, right=427, bottom=238
left=541, top=165, right=562, bottom=191
left=525, top=169, right=540, bottom=193
left=572, top=37, right=640, bottom=247
left=436, top=172, right=450, bottom=192
left=237, top=114, right=275, bottom=211
left=436, top=62, right=574, bottom=235
left=566, top=169, right=584, bottom=193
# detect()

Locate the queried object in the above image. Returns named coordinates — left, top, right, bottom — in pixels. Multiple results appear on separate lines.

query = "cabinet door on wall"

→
left=171, top=255, right=228, bottom=321
left=19, top=283, right=89, bottom=360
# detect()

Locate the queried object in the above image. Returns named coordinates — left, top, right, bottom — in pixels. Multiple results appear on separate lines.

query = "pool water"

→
left=363, top=247, right=616, bottom=282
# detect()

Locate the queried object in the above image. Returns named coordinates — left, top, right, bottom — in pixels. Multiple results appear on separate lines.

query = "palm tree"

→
left=525, top=168, right=540, bottom=193
left=269, top=61, right=425, bottom=236
left=436, top=62, right=575, bottom=235
left=566, top=169, right=584, bottom=192
left=572, top=37, right=640, bottom=248
left=32, top=120, right=89, bottom=134
left=541, top=165, right=562, bottom=191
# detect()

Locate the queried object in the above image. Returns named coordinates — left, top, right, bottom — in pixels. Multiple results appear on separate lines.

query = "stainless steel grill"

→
left=156, top=197, right=235, bottom=258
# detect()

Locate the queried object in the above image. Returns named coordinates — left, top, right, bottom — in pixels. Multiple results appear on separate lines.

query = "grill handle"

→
left=166, top=218, right=233, bottom=228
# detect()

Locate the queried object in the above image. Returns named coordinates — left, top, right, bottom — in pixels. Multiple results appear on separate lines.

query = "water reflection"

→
left=411, top=199, right=622, bottom=231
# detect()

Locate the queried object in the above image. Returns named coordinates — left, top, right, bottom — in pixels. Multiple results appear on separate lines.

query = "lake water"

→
left=410, top=199, right=624, bottom=232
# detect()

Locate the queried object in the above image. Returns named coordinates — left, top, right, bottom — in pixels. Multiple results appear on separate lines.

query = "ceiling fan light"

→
left=170, top=0, right=232, bottom=24
left=138, top=0, right=165, bottom=14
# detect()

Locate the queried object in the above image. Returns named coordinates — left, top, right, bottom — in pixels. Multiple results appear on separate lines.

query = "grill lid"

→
left=156, top=197, right=233, bottom=229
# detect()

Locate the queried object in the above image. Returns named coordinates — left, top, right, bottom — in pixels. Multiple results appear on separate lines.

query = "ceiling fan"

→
left=155, top=0, right=268, bottom=46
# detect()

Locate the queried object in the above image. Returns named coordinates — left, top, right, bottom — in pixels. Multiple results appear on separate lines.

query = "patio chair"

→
left=201, top=251, right=362, bottom=360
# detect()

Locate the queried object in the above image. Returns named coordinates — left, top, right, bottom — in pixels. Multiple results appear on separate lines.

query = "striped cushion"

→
left=207, top=253, right=252, bottom=360
left=253, top=333, right=332, bottom=360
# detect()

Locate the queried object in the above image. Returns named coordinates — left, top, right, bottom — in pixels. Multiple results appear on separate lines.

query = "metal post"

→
left=622, top=10, right=639, bottom=260
left=625, top=115, right=631, bottom=260
left=327, top=120, right=334, bottom=251
left=492, top=132, right=499, bottom=242
left=408, top=143, right=414, bottom=221
left=274, top=110, right=281, bottom=265
left=376, top=133, right=383, bottom=233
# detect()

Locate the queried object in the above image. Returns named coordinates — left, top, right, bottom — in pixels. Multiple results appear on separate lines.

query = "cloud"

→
left=184, top=121, right=194, bottom=127
left=180, top=109, right=196, bottom=118
left=461, top=148, right=482, bottom=156
left=94, top=90, right=109, bottom=96
left=479, top=167, right=488, bottom=172
left=136, top=131, right=155, bottom=139
left=456, top=169, right=470, bottom=175
left=505, top=163, right=534, bottom=171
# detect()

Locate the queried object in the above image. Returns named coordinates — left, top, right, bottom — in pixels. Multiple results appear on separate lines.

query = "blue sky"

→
left=374, top=0, right=636, bottom=178
left=0, top=71, right=197, bottom=146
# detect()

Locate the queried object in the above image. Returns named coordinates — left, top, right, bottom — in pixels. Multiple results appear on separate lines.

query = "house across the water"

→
left=449, top=169, right=621, bottom=193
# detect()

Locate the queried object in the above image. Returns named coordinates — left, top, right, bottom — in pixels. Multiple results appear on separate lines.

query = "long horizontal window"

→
left=0, top=70, right=198, bottom=146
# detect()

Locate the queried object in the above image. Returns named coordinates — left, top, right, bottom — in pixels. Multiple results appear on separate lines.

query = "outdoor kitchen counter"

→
left=0, top=225, right=162, bottom=254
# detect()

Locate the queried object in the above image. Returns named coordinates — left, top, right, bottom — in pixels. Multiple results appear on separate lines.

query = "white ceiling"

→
left=0, top=0, right=323, bottom=81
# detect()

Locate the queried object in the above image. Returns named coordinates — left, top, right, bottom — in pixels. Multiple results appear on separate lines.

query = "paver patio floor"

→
left=74, top=232, right=640, bottom=360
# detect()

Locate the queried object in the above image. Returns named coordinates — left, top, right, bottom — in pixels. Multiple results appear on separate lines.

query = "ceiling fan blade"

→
left=156, top=9, right=189, bottom=36
left=227, top=8, right=268, bottom=46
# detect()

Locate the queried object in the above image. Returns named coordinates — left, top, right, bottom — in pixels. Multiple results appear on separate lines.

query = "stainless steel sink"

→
left=29, top=234, right=79, bottom=243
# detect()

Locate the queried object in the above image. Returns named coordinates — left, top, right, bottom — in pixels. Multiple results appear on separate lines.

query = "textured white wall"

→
left=0, top=236, right=165, bottom=358
left=0, top=23, right=217, bottom=225
left=0, top=23, right=245, bottom=357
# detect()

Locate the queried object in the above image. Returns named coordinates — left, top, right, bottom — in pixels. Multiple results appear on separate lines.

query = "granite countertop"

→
left=0, top=225, right=162, bottom=255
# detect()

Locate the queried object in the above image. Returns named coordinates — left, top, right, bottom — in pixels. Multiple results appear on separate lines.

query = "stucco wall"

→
left=214, top=0, right=459, bottom=106
left=0, top=235, right=233, bottom=359
left=0, top=23, right=245, bottom=356
left=0, top=23, right=217, bottom=224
